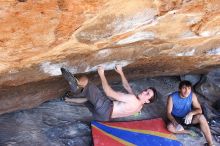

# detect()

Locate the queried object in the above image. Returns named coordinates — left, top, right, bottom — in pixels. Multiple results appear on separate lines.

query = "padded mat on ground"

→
left=91, top=118, right=182, bottom=146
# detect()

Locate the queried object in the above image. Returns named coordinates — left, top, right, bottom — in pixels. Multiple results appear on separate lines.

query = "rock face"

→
left=195, top=68, right=220, bottom=102
left=0, top=0, right=220, bottom=114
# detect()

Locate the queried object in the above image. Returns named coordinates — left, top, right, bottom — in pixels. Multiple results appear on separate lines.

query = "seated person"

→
left=166, top=80, right=215, bottom=146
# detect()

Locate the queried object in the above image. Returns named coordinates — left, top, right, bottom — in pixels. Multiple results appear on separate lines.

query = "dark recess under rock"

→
left=0, top=74, right=219, bottom=146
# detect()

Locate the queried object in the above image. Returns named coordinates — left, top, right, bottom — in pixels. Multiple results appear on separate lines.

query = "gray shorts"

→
left=82, top=81, right=113, bottom=121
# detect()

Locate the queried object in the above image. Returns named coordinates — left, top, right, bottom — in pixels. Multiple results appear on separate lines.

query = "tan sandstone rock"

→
left=0, top=0, right=220, bottom=114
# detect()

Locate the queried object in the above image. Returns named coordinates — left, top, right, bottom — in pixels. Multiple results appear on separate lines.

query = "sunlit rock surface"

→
left=0, top=0, right=220, bottom=114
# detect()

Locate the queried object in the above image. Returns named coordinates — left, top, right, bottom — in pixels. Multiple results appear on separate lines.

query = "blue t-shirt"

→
left=170, top=91, right=192, bottom=118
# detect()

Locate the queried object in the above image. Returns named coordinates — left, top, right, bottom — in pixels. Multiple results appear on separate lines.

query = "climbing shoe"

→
left=61, top=67, right=78, bottom=93
left=60, top=91, right=71, bottom=101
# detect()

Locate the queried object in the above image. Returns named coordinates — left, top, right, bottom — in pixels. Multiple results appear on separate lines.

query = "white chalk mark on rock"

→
left=117, top=32, right=155, bottom=45
left=96, top=49, right=112, bottom=58
left=85, top=60, right=133, bottom=72
left=40, top=62, right=77, bottom=76
left=207, top=47, right=220, bottom=55
left=176, top=49, right=195, bottom=56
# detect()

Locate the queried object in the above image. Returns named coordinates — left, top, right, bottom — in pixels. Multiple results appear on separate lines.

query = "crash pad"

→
left=91, top=118, right=182, bottom=146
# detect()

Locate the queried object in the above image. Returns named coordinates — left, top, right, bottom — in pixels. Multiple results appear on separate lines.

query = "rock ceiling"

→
left=0, top=0, right=220, bottom=114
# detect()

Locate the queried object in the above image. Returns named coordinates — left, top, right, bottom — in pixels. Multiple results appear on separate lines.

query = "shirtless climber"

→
left=60, top=65, right=157, bottom=121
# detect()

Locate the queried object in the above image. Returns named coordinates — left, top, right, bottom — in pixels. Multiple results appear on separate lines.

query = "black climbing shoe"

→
left=60, top=91, right=71, bottom=101
left=61, top=67, right=78, bottom=93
